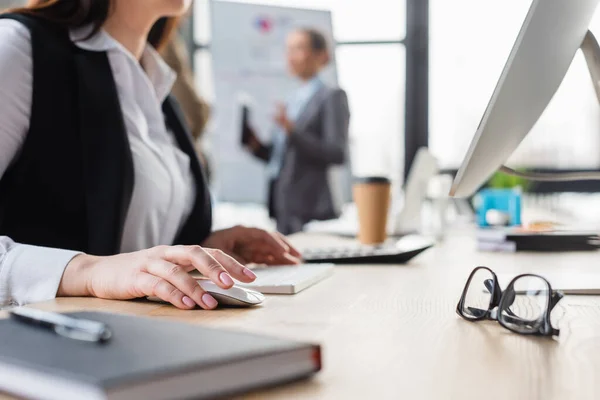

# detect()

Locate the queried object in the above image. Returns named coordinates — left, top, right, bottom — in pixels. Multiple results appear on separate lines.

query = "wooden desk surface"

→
left=3, top=231, right=600, bottom=400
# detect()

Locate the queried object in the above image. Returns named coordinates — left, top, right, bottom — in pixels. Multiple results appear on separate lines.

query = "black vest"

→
left=0, top=14, right=212, bottom=256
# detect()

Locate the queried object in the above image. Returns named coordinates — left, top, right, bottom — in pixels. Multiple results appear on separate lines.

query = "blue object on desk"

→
left=476, top=188, right=521, bottom=227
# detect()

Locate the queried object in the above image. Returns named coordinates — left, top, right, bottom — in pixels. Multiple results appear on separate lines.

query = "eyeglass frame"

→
left=456, top=266, right=564, bottom=337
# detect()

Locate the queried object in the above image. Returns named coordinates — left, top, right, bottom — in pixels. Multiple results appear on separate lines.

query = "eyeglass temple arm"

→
left=494, top=284, right=563, bottom=314
left=550, top=291, right=564, bottom=311
left=484, top=279, right=518, bottom=317
left=466, top=306, right=518, bottom=322
left=466, top=306, right=495, bottom=320
left=503, top=314, right=559, bottom=336
left=501, top=313, right=539, bottom=325
left=469, top=309, right=560, bottom=336
left=484, top=279, right=494, bottom=294
left=501, top=289, right=562, bottom=319
left=513, top=288, right=562, bottom=310
left=546, top=292, right=563, bottom=336
left=484, top=279, right=503, bottom=305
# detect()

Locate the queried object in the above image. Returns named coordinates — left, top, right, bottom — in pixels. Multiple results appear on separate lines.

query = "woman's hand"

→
left=57, top=245, right=257, bottom=310
left=203, top=226, right=302, bottom=266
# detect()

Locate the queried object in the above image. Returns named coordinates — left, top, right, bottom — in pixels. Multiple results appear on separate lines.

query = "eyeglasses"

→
left=456, top=267, right=564, bottom=337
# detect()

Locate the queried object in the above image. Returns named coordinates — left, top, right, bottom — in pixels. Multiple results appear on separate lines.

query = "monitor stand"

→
left=499, top=30, right=600, bottom=182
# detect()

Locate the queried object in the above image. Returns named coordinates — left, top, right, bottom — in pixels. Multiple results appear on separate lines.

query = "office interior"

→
left=4, top=0, right=595, bottom=228
left=183, top=0, right=600, bottom=230
left=2, top=0, right=600, bottom=399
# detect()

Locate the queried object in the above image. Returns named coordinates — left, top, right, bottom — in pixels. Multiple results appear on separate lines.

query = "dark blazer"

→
left=253, top=85, right=350, bottom=235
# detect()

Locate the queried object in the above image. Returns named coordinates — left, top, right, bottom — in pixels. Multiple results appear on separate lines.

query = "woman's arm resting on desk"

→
left=57, top=228, right=301, bottom=311
left=0, top=237, right=259, bottom=310
left=287, top=89, right=350, bottom=166
left=0, top=22, right=78, bottom=308
left=58, top=245, right=259, bottom=310
left=1, top=226, right=300, bottom=310
left=0, top=238, right=81, bottom=307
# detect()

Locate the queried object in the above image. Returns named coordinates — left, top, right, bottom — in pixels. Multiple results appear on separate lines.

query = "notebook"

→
left=477, top=229, right=600, bottom=252
left=0, top=311, right=321, bottom=400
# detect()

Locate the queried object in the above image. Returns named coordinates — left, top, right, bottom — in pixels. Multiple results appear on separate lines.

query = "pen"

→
left=9, top=307, right=112, bottom=343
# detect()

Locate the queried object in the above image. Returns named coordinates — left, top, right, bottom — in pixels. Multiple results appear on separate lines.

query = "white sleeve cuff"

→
left=1, top=244, right=81, bottom=306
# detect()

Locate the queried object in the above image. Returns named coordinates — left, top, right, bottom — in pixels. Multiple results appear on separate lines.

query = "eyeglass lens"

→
left=461, top=268, right=494, bottom=319
left=499, top=276, right=550, bottom=334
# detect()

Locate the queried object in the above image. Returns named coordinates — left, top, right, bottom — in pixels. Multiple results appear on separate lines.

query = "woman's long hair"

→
left=8, top=0, right=177, bottom=50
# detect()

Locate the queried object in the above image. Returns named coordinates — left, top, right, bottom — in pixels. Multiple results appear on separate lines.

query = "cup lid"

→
left=353, top=176, right=391, bottom=184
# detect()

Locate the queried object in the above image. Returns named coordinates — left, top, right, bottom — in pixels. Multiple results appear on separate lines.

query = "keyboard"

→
left=302, top=236, right=434, bottom=264
left=240, top=263, right=335, bottom=294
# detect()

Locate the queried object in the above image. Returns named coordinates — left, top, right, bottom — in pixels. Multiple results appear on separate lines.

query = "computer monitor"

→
left=450, top=0, right=600, bottom=198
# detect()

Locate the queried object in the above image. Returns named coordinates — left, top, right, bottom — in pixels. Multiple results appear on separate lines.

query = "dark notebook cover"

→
left=0, top=312, right=319, bottom=394
left=477, top=229, right=600, bottom=252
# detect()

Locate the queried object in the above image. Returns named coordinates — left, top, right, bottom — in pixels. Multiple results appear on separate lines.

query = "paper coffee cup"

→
left=353, top=177, right=391, bottom=245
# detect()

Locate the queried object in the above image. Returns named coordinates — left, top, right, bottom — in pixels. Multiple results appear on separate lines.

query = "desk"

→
left=2, top=230, right=600, bottom=400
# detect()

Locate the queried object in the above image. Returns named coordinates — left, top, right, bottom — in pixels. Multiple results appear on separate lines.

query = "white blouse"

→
left=0, top=20, right=197, bottom=306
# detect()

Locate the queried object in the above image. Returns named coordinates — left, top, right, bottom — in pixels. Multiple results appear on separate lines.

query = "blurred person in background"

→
left=244, top=28, right=350, bottom=235
left=0, top=0, right=300, bottom=310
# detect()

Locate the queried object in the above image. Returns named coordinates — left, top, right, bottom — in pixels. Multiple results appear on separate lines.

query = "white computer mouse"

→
left=197, top=280, right=265, bottom=307
left=147, top=279, right=265, bottom=308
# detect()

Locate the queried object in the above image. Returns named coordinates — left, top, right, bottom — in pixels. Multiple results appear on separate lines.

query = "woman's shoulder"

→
left=0, top=14, right=80, bottom=56
left=0, top=18, right=32, bottom=76
left=0, top=13, right=70, bottom=47
left=0, top=17, right=32, bottom=54
left=0, top=17, right=32, bottom=38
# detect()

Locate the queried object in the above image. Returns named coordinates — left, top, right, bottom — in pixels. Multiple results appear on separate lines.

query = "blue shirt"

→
left=267, top=76, right=324, bottom=179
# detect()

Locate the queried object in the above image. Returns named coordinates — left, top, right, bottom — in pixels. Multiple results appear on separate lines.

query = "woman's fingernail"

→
left=243, top=268, right=257, bottom=280
left=182, top=296, right=195, bottom=308
left=202, top=293, right=218, bottom=309
left=285, top=254, right=302, bottom=264
left=219, top=272, right=234, bottom=286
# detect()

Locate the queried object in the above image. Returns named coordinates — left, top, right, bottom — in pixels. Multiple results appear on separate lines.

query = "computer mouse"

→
left=196, top=280, right=265, bottom=307
left=146, top=279, right=265, bottom=308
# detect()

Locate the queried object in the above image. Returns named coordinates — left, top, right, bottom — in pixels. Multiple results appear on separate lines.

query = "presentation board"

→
left=210, top=0, right=348, bottom=204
